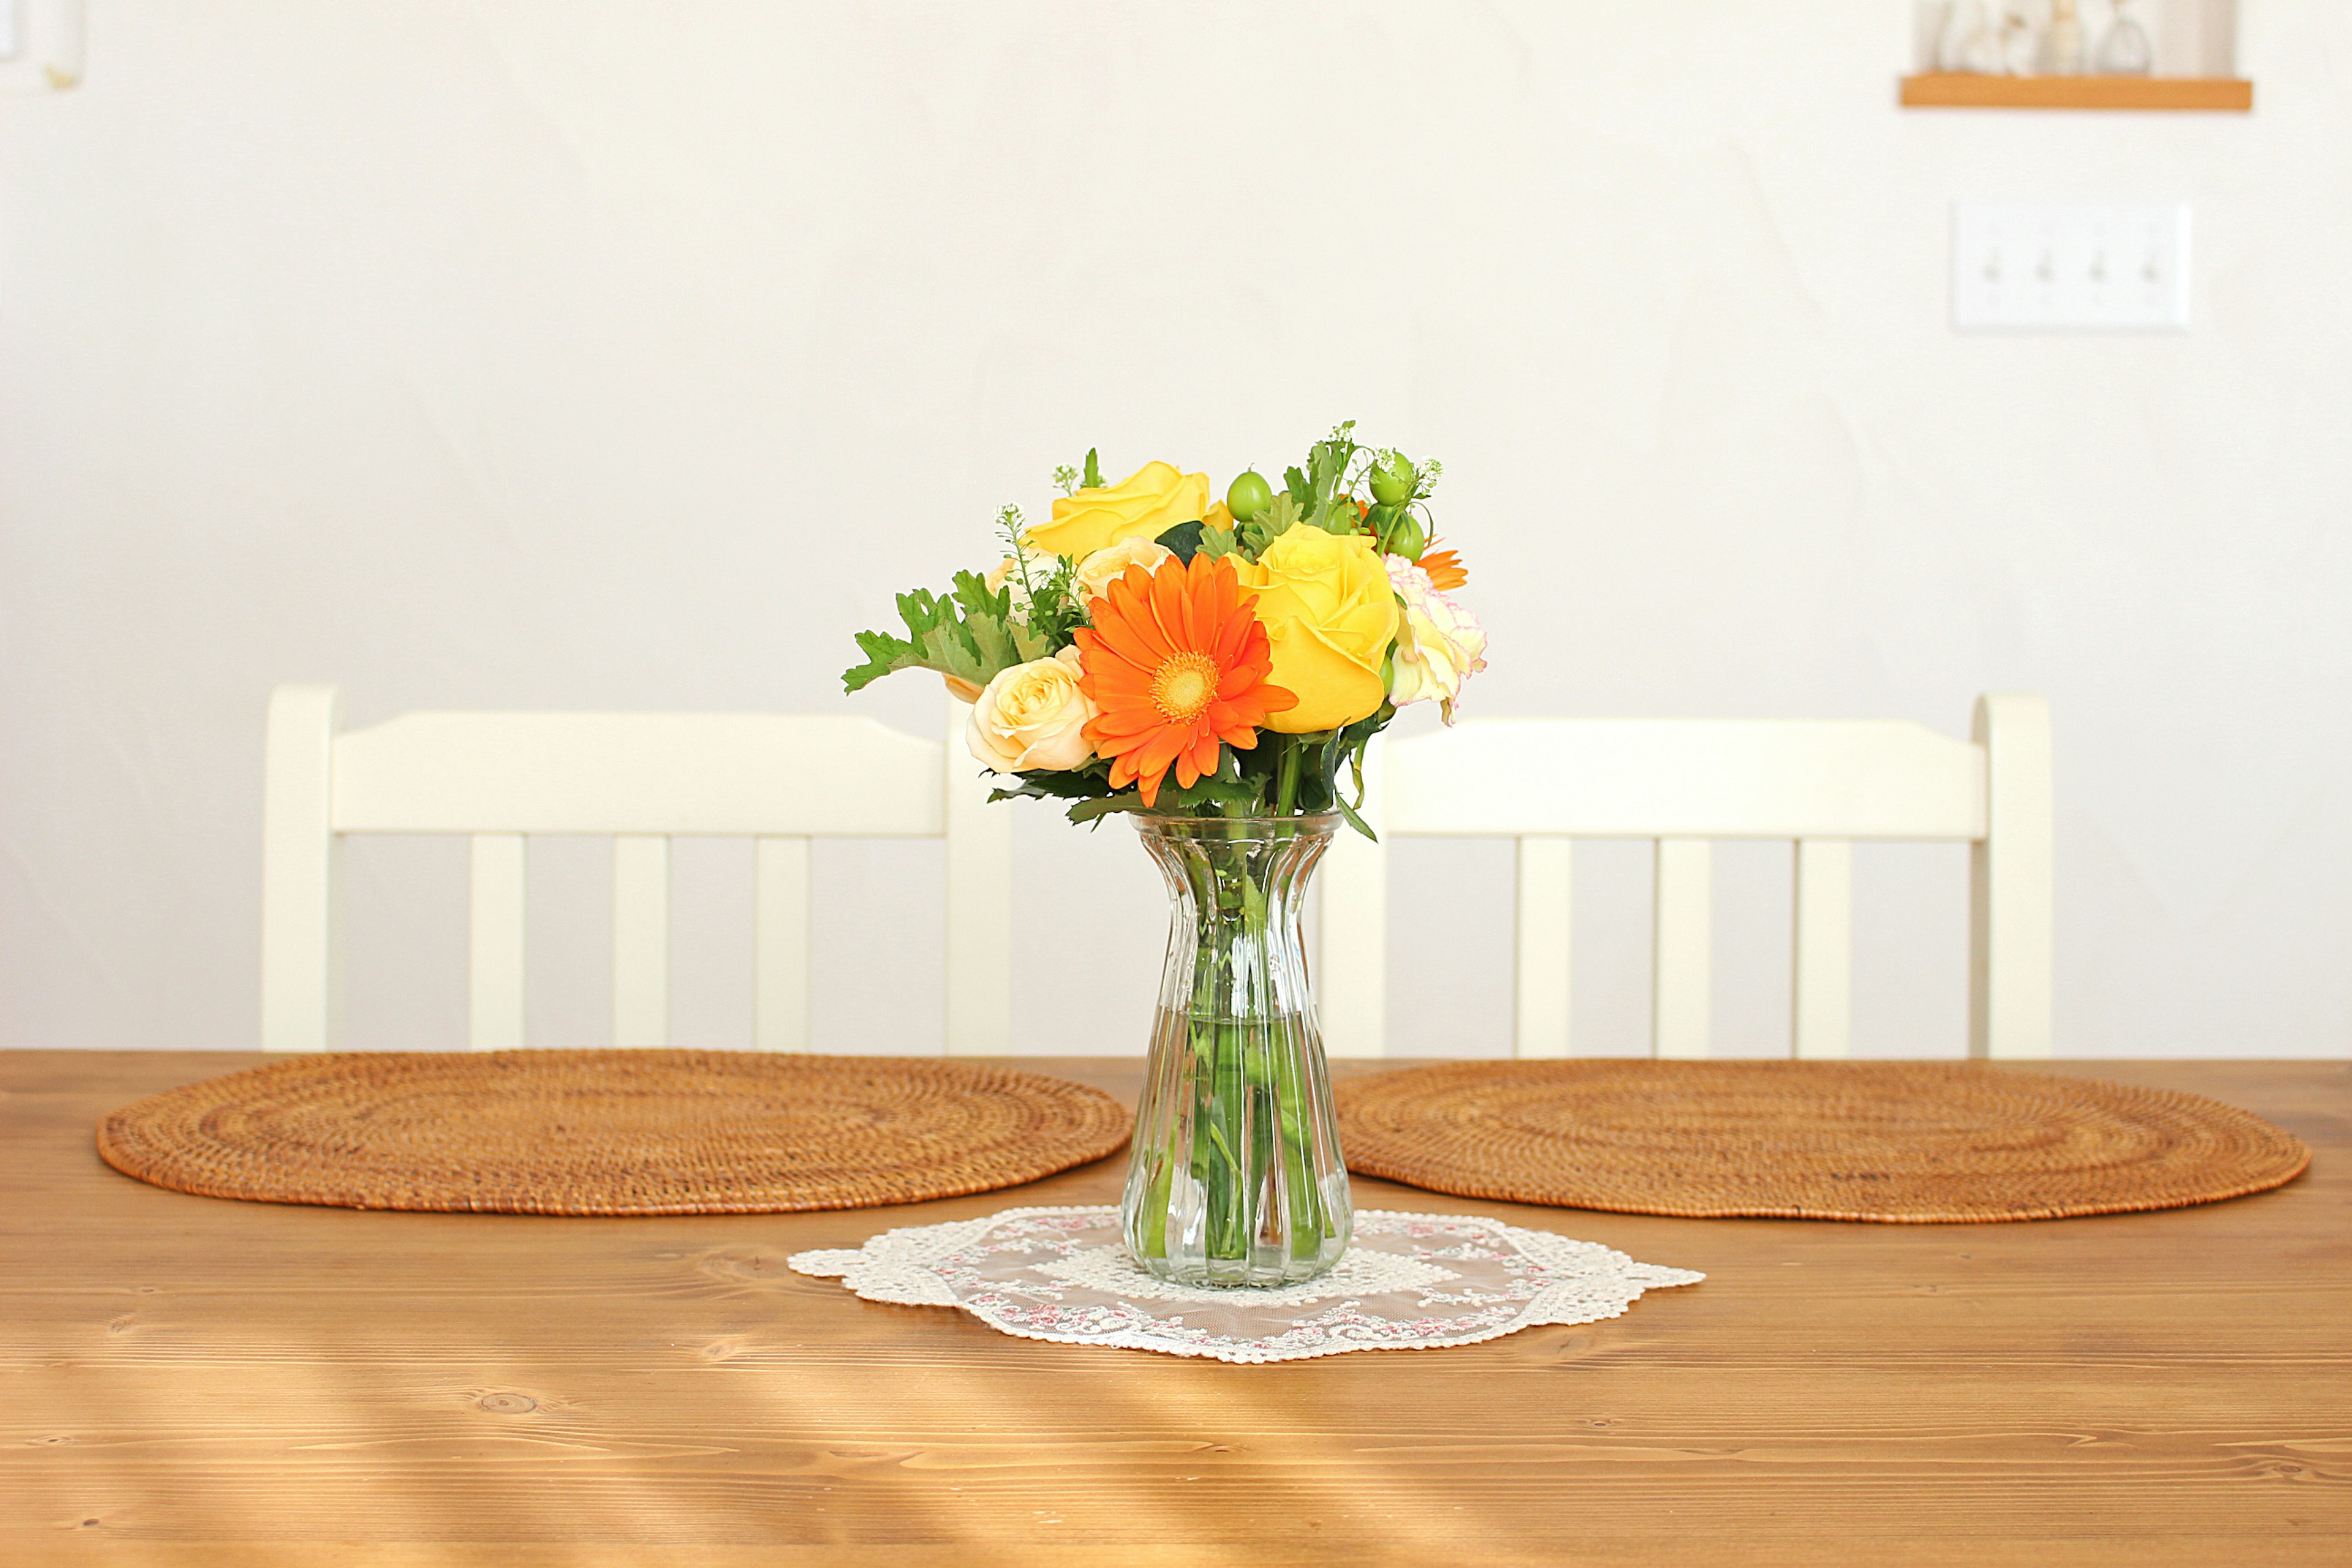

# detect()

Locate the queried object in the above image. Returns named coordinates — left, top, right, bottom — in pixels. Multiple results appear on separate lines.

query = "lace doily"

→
left=787, top=1205, right=1703, bottom=1363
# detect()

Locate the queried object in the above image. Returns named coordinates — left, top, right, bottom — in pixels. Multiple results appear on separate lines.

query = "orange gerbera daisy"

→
left=1416, top=540, right=1468, bottom=592
left=1073, top=554, right=1297, bottom=807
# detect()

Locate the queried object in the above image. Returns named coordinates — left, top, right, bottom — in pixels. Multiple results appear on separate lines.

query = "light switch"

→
left=1952, top=202, right=2190, bottom=333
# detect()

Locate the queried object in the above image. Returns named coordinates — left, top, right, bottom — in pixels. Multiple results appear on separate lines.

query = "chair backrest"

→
left=1314, top=693, right=2052, bottom=1060
left=260, top=685, right=1011, bottom=1054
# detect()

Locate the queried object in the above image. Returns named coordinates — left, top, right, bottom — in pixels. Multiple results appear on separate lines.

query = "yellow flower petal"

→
left=1231, top=528, right=1399, bottom=734
left=1023, top=461, right=1211, bottom=560
left=1255, top=614, right=1390, bottom=733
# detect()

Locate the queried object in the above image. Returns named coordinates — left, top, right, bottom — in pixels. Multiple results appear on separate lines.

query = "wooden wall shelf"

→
left=1901, top=74, right=2252, bottom=111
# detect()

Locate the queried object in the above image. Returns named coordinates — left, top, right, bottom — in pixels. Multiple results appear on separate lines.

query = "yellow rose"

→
left=1074, top=537, right=1175, bottom=608
left=1232, top=528, right=1400, bottom=733
left=968, top=647, right=1098, bottom=773
left=1023, top=461, right=1211, bottom=560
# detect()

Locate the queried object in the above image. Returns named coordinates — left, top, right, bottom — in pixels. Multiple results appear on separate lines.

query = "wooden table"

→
left=4, top=1052, right=2346, bottom=1566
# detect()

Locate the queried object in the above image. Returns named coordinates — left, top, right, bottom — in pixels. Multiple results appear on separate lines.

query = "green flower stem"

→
left=1124, top=813, right=1350, bottom=1286
left=1275, top=740, right=1303, bottom=817
left=1136, top=836, right=1325, bottom=1267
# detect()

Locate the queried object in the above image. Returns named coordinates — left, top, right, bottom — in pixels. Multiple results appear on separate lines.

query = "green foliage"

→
left=1240, top=491, right=1302, bottom=557
left=848, top=420, right=1438, bottom=839
left=997, top=502, right=1086, bottom=646
left=842, top=571, right=1051, bottom=693
left=1196, top=524, right=1241, bottom=560
left=1155, top=519, right=1205, bottom=564
left=1295, top=421, right=1369, bottom=535
left=989, top=763, right=1115, bottom=805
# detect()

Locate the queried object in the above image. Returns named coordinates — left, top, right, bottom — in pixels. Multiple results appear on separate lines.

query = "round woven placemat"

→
left=97, top=1050, right=1132, bottom=1216
left=1335, top=1060, right=2309, bottom=1223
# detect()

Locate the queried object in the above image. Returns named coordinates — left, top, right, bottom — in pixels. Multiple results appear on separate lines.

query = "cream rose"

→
left=967, top=646, right=1099, bottom=773
left=1385, top=556, right=1488, bottom=724
left=1075, top=538, right=1175, bottom=608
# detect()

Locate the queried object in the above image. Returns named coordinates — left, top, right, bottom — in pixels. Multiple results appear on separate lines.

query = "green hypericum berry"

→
left=1226, top=470, right=1273, bottom=522
left=1369, top=453, right=1415, bottom=506
left=1387, top=514, right=1427, bottom=562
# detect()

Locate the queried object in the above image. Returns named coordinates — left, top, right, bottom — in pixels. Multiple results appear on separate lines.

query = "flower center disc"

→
left=1150, top=652, right=1218, bottom=723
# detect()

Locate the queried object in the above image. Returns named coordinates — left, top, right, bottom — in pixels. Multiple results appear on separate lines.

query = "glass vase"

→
left=1121, top=813, right=1352, bottom=1288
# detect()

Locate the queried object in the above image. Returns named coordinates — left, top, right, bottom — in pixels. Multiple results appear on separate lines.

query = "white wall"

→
left=2, top=2, right=2346, bottom=1060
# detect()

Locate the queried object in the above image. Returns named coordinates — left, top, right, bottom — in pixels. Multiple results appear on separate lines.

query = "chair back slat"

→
left=1512, top=837, right=1575, bottom=1059
left=1318, top=697, right=2052, bottom=1060
left=941, top=703, right=1014, bottom=1057
left=611, top=835, right=671, bottom=1048
left=262, top=686, right=346, bottom=1053
left=1792, top=838, right=1855, bottom=1058
left=262, top=688, right=1008, bottom=1055
left=467, top=834, right=528, bottom=1051
left=1651, top=837, right=1714, bottom=1058
left=1970, top=693, right=2054, bottom=1057
left=753, top=836, right=812, bottom=1054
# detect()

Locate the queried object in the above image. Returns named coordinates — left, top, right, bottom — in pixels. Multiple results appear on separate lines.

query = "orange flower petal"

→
left=1079, top=553, right=1287, bottom=809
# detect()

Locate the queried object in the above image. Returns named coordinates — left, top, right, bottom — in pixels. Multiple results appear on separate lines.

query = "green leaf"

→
left=1196, top=526, right=1240, bottom=559
left=1242, top=491, right=1301, bottom=557
left=1156, top=519, right=1205, bottom=564
left=1069, top=791, right=1148, bottom=824
left=843, top=571, right=1054, bottom=695
left=842, top=628, right=921, bottom=693
left=1084, top=448, right=1104, bottom=489
left=990, top=767, right=1117, bottom=801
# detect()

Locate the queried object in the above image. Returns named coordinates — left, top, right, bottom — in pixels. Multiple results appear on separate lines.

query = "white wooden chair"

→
left=260, top=686, right=1010, bottom=1055
left=1314, top=694, right=2052, bottom=1060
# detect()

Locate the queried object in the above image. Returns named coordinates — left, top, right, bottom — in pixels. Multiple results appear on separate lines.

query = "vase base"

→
left=1125, top=1242, right=1349, bottom=1291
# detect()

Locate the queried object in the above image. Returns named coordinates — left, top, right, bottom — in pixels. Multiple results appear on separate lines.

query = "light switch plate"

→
left=1953, top=202, right=2190, bottom=333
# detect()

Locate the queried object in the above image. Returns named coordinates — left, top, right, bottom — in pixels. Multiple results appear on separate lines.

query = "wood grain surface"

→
left=4, top=1052, right=2346, bottom=1567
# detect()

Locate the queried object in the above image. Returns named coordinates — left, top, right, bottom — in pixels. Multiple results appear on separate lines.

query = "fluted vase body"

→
left=1121, top=813, right=1351, bottom=1288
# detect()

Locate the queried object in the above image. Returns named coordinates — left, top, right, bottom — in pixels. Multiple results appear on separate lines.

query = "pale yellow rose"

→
left=1385, top=556, right=1488, bottom=724
left=1232, top=528, right=1400, bottom=733
left=1023, top=461, right=1211, bottom=560
left=967, top=646, right=1098, bottom=773
left=1075, top=538, right=1175, bottom=608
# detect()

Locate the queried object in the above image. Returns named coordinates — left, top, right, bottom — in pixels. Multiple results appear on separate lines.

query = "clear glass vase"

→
left=1121, top=813, right=1352, bottom=1288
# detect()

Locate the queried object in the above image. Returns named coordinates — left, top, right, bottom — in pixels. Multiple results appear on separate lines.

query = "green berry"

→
left=1369, top=454, right=1415, bottom=506
left=1387, top=515, right=1427, bottom=561
left=1226, top=470, right=1273, bottom=522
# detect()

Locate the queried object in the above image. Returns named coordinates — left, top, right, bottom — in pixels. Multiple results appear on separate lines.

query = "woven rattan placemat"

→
left=97, top=1050, right=1132, bottom=1216
left=1335, top=1060, right=2310, bottom=1223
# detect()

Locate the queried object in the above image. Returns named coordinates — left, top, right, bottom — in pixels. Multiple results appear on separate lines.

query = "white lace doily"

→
left=787, top=1205, right=1703, bottom=1363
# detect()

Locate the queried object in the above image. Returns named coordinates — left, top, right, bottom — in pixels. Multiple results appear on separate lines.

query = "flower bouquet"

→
left=845, top=422, right=1486, bottom=1287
